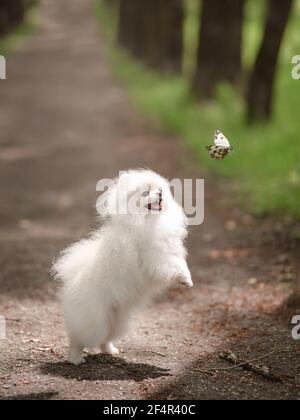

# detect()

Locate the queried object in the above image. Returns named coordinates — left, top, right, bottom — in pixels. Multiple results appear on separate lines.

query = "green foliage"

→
left=96, top=0, right=300, bottom=219
left=0, top=3, right=38, bottom=55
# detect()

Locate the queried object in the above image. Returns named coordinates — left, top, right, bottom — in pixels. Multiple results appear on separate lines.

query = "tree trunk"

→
left=118, top=0, right=184, bottom=73
left=0, top=3, right=10, bottom=36
left=193, top=0, right=245, bottom=99
left=103, top=0, right=119, bottom=9
left=0, top=0, right=26, bottom=36
left=6, top=0, right=25, bottom=26
left=247, top=0, right=294, bottom=122
left=118, top=0, right=141, bottom=55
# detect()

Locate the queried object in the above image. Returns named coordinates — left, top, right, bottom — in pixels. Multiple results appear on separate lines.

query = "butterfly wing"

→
left=214, top=130, right=231, bottom=149
left=205, top=130, right=232, bottom=160
left=206, top=145, right=229, bottom=160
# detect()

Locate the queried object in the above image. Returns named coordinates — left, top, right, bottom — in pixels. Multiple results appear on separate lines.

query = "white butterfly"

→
left=206, top=130, right=233, bottom=160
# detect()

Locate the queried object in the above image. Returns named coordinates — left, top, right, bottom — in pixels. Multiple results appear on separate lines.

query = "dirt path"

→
left=0, top=0, right=299, bottom=400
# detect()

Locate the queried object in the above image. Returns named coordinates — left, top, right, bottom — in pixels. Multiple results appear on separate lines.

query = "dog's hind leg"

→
left=68, top=341, right=85, bottom=365
left=100, top=306, right=130, bottom=355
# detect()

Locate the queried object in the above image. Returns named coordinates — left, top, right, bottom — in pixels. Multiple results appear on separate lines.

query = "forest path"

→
left=0, top=0, right=299, bottom=400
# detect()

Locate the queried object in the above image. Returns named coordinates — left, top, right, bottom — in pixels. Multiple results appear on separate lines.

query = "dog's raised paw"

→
left=179, top=277, right=194, bottom=288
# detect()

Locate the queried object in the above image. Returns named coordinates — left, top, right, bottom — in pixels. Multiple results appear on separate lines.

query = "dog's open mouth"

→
left=147, top=201, right=163, bottom=212
left=147, top=192, right=163, bottom=212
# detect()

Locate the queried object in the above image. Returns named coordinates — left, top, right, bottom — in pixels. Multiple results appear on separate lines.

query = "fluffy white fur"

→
left=52, top=169, right=193, bottom=365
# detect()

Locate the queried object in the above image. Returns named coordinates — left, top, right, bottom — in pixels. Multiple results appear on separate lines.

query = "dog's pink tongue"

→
left=151, top=201, right=162, bottom=211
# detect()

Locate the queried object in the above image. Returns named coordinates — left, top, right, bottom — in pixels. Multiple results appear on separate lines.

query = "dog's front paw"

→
left=101, top=342, right=120, bottom=355
left=178, top=275, right=193, bottom=288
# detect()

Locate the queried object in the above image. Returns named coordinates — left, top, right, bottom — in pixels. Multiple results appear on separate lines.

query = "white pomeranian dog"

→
left=52, top=169, right=193, bottom=365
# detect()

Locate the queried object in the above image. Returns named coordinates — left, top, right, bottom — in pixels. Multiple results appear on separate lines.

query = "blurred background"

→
left=99, top=0, right=300, bottom=220
left=0, top=1, right=37, bottom=52
left=1, top=0, right=300, bottom=400
left=1, top=0, right=300, bottom=219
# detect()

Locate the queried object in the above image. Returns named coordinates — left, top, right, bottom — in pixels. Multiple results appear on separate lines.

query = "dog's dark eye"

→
left=142, top=191, right=150, bottom=197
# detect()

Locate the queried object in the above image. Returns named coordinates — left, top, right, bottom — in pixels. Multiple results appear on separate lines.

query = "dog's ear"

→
left=118, top=171, right=131, bottom=187
left=96, top=171, right=132, bottom=219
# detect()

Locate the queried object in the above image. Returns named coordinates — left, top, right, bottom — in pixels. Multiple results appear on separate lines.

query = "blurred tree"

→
left=103, top=0, right=119, bottom=8
left=118, top=0, right=139, bottom=55
left=247, top=0, right=294, bottom=122
left=193, top=0, right=245, bottom=99
left=9, top=0, right=26, bottom=24
left=118, top=0, right=184, bottom=72
left=0, top=4, right=9, bottom=35
left=0, top=0, right=30, bottom=36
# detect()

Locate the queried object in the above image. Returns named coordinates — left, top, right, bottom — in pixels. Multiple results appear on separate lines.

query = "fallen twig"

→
left=197, top=349, right=284, bottom=382
left=219, top=350, right=283, bottom=382
left=149, top=350, right=167, bottom=357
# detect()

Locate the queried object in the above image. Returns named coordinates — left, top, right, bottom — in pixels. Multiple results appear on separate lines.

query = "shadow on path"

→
left=145, top=305, right=300, bottom=400
left=0, top=391, right=59, bottom=400
left=41, top=354, right=170, bottom=382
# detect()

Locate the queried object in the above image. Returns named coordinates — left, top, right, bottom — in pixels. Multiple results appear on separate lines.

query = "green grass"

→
left=0, top=6, right=39, bottom=56
left=95, top=0, right=300, bottom=220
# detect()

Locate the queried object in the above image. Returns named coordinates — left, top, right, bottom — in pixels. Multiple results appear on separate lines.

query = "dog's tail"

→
left=51, top=236, right=99, bottom=283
